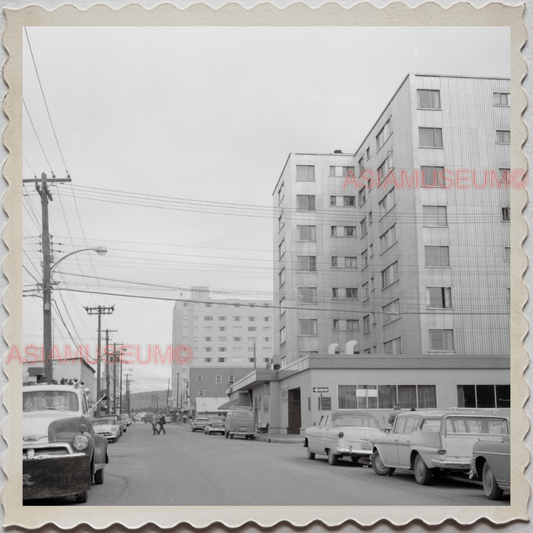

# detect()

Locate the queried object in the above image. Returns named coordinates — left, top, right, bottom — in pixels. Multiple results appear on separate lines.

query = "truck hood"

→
left=22, top=411, right=76, bottom=443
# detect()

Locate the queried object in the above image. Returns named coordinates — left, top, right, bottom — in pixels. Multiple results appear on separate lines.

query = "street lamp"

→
left=43, top=246, right=108, bottom=383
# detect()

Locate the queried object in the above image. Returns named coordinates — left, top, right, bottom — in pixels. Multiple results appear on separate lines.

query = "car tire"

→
left=371, top=450, right=395, bottom=476
left=306, top=447, right=315, bottom=460
left=94, top=467, right=105, bottom=485
left=230, top=433, right=233, bottom=439
left=75, top=491, right=88, bottom=504
left=482, top=461, right=504, bottom=500
left=414, top=453, right=432, bottom=485
left=327, top=449, right=339, bottom=465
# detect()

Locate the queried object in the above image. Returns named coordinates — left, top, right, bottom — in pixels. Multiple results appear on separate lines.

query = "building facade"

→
left=171, top=286, right=274, bottom=415
left=229, top=74, right=511, bottom=434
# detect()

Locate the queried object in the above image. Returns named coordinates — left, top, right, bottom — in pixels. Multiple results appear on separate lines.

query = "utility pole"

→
left=85, top=306, right=114, bottom=417
left=23, top=172, right=72, bottom=383
left=166, top=378, right=170, bottom=413
left=125, top=374, right=133, bottom=416
left=253, top=342, right=257, bottom=370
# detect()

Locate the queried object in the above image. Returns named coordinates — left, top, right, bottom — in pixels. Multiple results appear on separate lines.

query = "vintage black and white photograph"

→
left=3, top=1, right=530, bottom=530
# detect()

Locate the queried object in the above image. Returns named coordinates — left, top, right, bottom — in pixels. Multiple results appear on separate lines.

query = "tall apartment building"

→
left=171, top=286, right=274, bottom=415
left=252, top=74, right=511, bottom=433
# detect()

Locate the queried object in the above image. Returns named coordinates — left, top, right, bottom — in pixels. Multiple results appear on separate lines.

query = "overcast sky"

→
left=22, top=26, right=510, bottom=394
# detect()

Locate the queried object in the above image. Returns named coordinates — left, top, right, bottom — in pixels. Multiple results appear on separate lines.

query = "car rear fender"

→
left=409, top=448, right=433, bottom=470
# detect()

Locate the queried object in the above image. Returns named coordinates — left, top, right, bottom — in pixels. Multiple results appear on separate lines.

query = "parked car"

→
left=225, top=408, right=255, bottom=439
left=370, top=410, right=510, bottom=485
left=92, top=417, right=120, bottom=443
left=191, top=416, right=209, bottom=432
left=204, top=416, right=226, bottom=435
left=107, top=414, right=123, bottom=437
left=304, top=410, right=382, bottom=465
left=470, top=434, right=510, bottom=500
left=23, top=383, right=108, bottom=503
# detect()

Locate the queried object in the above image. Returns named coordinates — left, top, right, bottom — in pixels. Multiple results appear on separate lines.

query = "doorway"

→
left=288, top=388, right=301, bottom=434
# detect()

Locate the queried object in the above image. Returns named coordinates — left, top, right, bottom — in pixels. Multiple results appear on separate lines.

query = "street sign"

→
left=313, top=387, right=329, bottom=393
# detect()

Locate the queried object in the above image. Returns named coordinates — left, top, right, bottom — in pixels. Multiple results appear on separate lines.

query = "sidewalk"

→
left=254, top=432, right=304, bottom=444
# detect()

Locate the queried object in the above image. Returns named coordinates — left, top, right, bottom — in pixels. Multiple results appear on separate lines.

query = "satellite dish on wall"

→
left=345, top=340, right=359, bottom=354
left=328, top=343, right=339, bottom=355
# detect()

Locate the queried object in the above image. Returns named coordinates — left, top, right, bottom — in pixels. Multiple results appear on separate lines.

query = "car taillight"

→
left=438, top=449, right=446, bottom=455
left=73, top=435, right=89, bottom=451
left=338, top=432, right=344, bottom=438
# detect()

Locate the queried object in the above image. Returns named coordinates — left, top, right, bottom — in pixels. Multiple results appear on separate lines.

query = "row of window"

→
left=198, top=336, right=272, bottom=342
left=200, top=357, right=272, bottom=365
left=185, top=326, right=271, bottom=332
left=199, top=316, right=270, bottom=322
left=203, top=347, right=272, bottom=352
left=183, top=302, right=271, bottom=309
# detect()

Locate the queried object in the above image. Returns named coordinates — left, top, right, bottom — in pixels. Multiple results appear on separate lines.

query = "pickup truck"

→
left=23, top=382, right=108, bottom=503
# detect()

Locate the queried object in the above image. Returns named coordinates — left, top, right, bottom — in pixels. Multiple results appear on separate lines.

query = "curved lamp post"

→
left=43, top=246, right=108, bottom=383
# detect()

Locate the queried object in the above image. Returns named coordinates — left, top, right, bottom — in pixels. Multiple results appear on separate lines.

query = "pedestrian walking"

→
left=158, top=412, right=166, bottom=435
left=152, top=413, right=160, bottom=435
left=388, top=404, right=401, bottom=425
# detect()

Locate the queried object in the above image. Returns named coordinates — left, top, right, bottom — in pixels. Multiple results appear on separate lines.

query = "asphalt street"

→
left=70, top=423, right=511, bottom=506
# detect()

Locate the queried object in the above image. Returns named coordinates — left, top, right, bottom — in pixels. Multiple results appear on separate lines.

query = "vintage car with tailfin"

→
left=369, top=409, right=510, bottom=485
left=23, top=381, right=108, bottom=503
left=304, top=410, right=383, bottom=465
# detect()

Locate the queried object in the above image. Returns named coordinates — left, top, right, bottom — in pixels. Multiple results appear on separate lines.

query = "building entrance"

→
left=288, top=388, right=301, bottom=434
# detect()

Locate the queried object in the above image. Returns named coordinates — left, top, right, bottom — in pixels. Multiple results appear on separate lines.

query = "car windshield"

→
left=92, top=419, right=112, bottom=426
left=420, top=419, right=441, bottom=432
left=208, top=417, right=224, bottom=423
left=445, top=417, right=508, bottom=434
left=333, top=416, right=380, bottom=429
left=23, top=390, right=79, bottom=412
left=195, top=418, right=208, bottom=422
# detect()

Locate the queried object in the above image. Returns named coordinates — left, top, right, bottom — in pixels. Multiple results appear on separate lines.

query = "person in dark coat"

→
left=388, top=404, right=401, bottom=425
left=158, top=412, right=166, bottom=435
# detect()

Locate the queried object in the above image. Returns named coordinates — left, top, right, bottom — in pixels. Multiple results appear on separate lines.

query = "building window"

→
left=417, top=89, right=441, bottom=109
left=248, top=327, right=256, bottom=332
left=264, top=317, right=271, bottom=321
left=204, top=316, right=213, bottom=321
left=219, top=316, right=227, bottom=321
left=232, top=358, right=242, bottom=363
left=233, top=326, right=242, bottom=332
left=370, top=244, right=374, bottom=257
left=234, top=316, right=241, bottom=321
left=278, top=239, right=285, bottom=260
left=496, top=130, right=511, bottom=144
left=363, top=315, right=370, bottom=333
left=369, top=211, right=373, bottom=225
left=204, top=326, right=213, bottom=332
left=419, top=127, right=443, bottom=148
left=218, top=358, right=226, bottom=363
left=218, top=327, right=226, bottom=332
left=429, top=329, right=454, bottom=351
left=298, top=256, right=317, bottom=272
left=493, top=92, right=510, bottom=106
left=344, top=196, right=356, bottom=206
left=331, top=256, right=338, bottom=268
left=360, top=217, right=368, bottom=236
left=263, top=337, right=271, bottom=342
left=361, top=250, right=368, bottom=269
left=215, top=375, right=222, bottom=384
left=366, top=147, right=370, bottom=160
left=333, top=319, right=339, bottom=331
left=280, top=327, right=286, bottom=344
left=299, top=319, right=318, bottom=335
left=422, top=166, right=445, bottom=188
left=384, top=337, right=401, bottom=354
left=457, top=384, right=510, bottom=408
left=338, top=384, right=437, bottom=410
left=218, top=347, right=226, bottom=352
left=198, top=390, right=204, bottom=397
left=279, top=297, right=286, bottom=315
left=278, top=212, right=285, bottom=232
left=248, top=337, right=257, bottom=342
left=297, top=195, right=316, bottom=211
left=332, top=288, right=339, bottom=299
left=428, top=287, right=452, bottom=308
left=382, top=261, right=399, bottom=289
left=362, top=283, right=369, bottom=301
left=358, top=187, right=367, bottom=207
left=205, top=357, right=212, bottom=362
left=262, top=326, right=271, bottom=331
left=205, top=347, right=212, bottom=352
left=345, top=257, right=357, bottom=268
left=234, top=347, right=242, bottom=352
left=196, top=375, right=203, bottom=381
left=296, top=165, right=315, bottom=181
left=298, top=287, right=317, bottom=304
left=346, top=288, right=358, bottom=299
left=502, top=206, right=510, bottom=221
left=233, top=337, right=241, bottom=342
left=347, top=319, right=359, bottom=331
left=249, top=316, right=256, bottom=322
left=379, top=188, right=395, bottom=217
left=504, top=247, right=510, bottom=262
left=425, top=246, right=450, bottom=267
left=204, top=337, right=212, bottom=342
left=298, top=225, right=316, bottom=241
left=331, top=226, right=357, bottom=237
left=278, top=182, right=284, bottom=205
left=279, top=268, right=285, bottom=288
left=228, top=375, right=234, bottom=383
left=371, top=277, right=375, bottom=291
left=330, top=196, right=355, bottom=207
left=423, top=205, right=447, bottom=226
left=383, top=300, right=400, bottom=324
left=183, top=303, right=188, bottom=307
left=380, top=225, right=397, bottom=253
left=218, top=336, right=227, bottom=342
left=376, top=117, right=393, bottom=151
